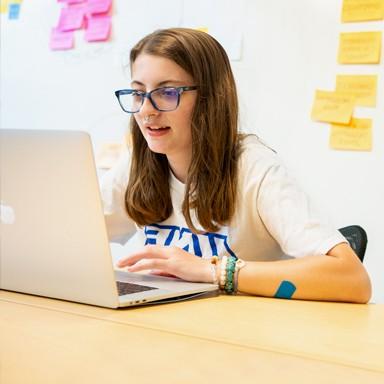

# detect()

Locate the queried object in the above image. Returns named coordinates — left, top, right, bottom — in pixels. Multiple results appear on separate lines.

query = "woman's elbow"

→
left=351, top=266, right=372, bottom=304
left=328, top=243, right=372, bottom=303
left=342, top=260, right=372, bottom=304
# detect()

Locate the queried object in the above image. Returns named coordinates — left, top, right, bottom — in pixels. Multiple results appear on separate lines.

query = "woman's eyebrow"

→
left=130, top=79, right=186, bottom=87
left=130, top=80, right=144, bottom=87
left=157, top=80, right=185, bottom=86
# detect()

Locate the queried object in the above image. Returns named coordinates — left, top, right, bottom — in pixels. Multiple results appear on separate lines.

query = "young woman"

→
left=102, top=28, right=371, bottom=303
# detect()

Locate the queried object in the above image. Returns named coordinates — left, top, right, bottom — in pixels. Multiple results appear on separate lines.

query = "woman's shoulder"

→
left=239, top=134, right=282, bottom=171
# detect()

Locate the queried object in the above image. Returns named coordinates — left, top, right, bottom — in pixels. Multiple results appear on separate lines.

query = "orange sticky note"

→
left=336, top=75, right=377, bottom=107
left=338, top=31, right=382, bottom=64
left=330, top=118, right=372, bottom=151
left=311, top=90, right=355, bottom=124
left=341, top=0, right=384, bottom=22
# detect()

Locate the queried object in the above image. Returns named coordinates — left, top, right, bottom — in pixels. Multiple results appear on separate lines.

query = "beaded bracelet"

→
left=224, top=256, right=237, bottom=294
left=210, top=256, right=219, bottom=285
left=219, top=256, right=228, bottom=290
left=233, top=259, right=246, bottom=293
left=221, top=256, right=246, bottom=294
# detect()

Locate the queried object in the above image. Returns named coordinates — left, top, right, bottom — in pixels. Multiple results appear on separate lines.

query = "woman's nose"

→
left=139, top=95, right=158, bottom=115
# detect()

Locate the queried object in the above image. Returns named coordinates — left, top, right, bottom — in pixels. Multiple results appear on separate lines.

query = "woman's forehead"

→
left=131, top=54, right=193, bottom=86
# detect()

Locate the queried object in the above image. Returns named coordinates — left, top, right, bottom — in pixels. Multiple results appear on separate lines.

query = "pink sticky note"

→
left=85, top=15, right=111, bottom=42
left=57, top=5, right=85, bottom=31
left=86, top=0, right=112, bottom=15
left=50, top=28, right=74, bottom=50
left=58, top=0, right=86, bottom=4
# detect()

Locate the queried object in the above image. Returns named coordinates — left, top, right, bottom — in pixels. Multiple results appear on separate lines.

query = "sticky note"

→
left=196, top=27, right=209, bottom=33
left=57, top=4, right=85, bottom=31
left=341, top=0, right=384, bottom=22
left=1, top=0, right=10, bottom=14
left=58, top=0, right=85, bottom=3
left=338, top=31, right=382, bottom=64
left=87, top=0, right=112, bottom=15
left=336, top=75, right=377, bottom=107
left=8, top=3, right=20, bottom=19
left=84, top=15, right=111, bottom=42
left=330, top=118, right=372, bottom=151
left=311, top=90, right=355, bottom=124
left=50, top=27, right=74, bottom=50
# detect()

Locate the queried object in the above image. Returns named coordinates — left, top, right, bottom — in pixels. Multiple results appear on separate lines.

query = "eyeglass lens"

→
left=119, top=88, right=180, bottom=113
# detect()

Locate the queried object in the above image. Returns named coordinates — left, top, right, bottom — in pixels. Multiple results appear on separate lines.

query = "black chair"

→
left=338, top=225, right=367, bottom=262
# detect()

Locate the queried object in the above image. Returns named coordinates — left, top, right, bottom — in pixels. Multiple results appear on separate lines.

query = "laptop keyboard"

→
left=116, top=281, right=158, bottom=296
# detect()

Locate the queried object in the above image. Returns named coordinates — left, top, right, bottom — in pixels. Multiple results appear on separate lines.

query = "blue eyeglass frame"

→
left=114, top=86, right=198, bottom=113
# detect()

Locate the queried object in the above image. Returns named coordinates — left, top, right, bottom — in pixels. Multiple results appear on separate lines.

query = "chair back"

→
left=338, top=225, right=367, bottom=262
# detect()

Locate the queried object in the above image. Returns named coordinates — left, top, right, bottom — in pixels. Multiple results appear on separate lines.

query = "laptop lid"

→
left=0, top=129, right=217, bottom=308
left=0, top=129, right=121, bottom=308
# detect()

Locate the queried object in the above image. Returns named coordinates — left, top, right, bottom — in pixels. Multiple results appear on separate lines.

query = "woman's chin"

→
left=146, top=142, right=168, bottom=155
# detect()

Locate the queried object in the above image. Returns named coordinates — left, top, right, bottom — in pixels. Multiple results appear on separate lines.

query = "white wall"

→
left=1, top=0, right=383, bottom=302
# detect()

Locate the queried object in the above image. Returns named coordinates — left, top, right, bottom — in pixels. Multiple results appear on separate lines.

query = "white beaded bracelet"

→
left=209, top=256, right=219, bottom=285
left=234, top=259, right=246, bottom=293
left=219, top=256, right=228, bottom=290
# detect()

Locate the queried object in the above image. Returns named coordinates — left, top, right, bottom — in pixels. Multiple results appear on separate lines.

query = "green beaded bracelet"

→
left=224, top=256, right=237, bottom=294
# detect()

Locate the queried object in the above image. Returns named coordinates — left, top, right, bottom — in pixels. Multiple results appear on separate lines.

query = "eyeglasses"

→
left=114, top=86, right=198, bottom=113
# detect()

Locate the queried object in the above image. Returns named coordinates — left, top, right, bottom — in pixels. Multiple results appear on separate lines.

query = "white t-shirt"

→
left=100, top=135, right=346, bottom=261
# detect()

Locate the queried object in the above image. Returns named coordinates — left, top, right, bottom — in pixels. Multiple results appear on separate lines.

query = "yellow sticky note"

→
left=336, top=75, right=377, bottom=107
left=195, top=27, right=209, bottom=33
left=341, top=0, right=384, bottom=22
left=330, top=118, right=372, bottom=151
left=0, top=0, right=9, bottom=14
left=338, top=31, right=382, bottom=64
left=311, top=90, right=355, bottom=124
left=1, top=0, right=23, bottom=15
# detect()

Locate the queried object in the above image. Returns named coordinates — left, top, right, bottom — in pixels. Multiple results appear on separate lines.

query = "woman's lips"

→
left=146, top=126, right=171, bottom=136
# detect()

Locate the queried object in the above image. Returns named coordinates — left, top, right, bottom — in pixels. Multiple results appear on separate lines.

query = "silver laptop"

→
left=0, top=129, right=218, bottom=308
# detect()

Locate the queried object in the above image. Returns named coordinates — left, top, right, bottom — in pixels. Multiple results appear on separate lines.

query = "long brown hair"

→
left=125, top=28, right=242, bottom=233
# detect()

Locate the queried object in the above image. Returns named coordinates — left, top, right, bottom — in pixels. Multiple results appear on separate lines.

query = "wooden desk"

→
left=1, top=291, right=384, bottom=383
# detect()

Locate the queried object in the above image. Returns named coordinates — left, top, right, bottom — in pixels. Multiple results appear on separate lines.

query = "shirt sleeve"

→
left=99, top=150, right=137, bottom=244
left=256, top=157, right=347, bottom=258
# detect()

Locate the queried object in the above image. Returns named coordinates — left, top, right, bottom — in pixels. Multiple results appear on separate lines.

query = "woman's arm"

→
left=117, top=242, right=371, bottom=303
left=237, top=242, right=371, bottom=303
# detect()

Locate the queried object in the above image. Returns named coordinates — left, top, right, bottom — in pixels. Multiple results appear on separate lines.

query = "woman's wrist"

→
left=204, top=256, right=245, bottom=290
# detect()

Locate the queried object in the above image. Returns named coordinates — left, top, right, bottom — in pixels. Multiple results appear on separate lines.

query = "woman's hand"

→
left=117, top=245, right=214, bottom=283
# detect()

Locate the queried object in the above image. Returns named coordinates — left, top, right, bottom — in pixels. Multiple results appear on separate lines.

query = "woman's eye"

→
left=161, top=89, right=178, bottom=97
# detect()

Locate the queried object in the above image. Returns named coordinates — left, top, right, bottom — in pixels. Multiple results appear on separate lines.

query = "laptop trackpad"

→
left=115, top=270, right=217, bottom=295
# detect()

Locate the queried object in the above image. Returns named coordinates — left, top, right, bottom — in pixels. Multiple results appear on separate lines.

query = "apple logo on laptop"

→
left=0, top=201, right=15, bottom=224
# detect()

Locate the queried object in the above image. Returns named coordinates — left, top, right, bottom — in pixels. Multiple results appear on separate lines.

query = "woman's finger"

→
left=149, top=270, right=178, bottom=278
left=126, top=258, right=167, bottom=272
left=117, top=245, right=168, bottom=267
